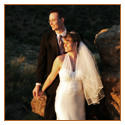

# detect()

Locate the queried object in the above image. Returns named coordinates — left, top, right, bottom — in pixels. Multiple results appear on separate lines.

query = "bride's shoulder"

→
left=56, top=54, right=66, bottom=62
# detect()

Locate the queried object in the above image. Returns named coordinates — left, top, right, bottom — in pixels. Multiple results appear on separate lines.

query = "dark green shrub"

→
left=5, top=24, right=15, bottom=37
left=23, top=37, right=40, bottom=46
left=5, top=55, right=36, bottom=104
left=83, top=31, right=95, bottom=43
left=23, top=112, right=43, bottom=120
left=65, top=13, right=76, bottom=25
left=87, top=45, right=98, bottom=53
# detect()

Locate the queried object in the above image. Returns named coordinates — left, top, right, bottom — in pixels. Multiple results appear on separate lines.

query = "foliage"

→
left=5, top=55, right=39, bottom=119
left=23, top=112, right=44, bottom=120
left=5, top=55, right=36, bottom=104
left=5, top=24, right=15, bottom=37
left=5, top=5, right=120, bottom=43
left=23, top=37, right=40, bottom=46
left=93, top=54, right=104, bottom=75
left=83, top=31, right=95, bottom=42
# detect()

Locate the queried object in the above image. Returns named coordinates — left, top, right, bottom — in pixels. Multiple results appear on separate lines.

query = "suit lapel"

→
left=49, top=31, right=60, bottom=56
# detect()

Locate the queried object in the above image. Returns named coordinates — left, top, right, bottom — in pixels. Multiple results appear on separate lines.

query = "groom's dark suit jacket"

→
left=36, top=30, right=60, bottom=94
left=36, top=30, right=61, bottom=120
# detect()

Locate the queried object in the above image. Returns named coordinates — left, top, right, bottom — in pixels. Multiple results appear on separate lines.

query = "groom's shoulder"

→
left=42, top=30, right=55, bottom=37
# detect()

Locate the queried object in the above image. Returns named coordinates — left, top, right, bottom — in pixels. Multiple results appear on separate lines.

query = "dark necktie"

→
left=58, top=35, right=65, bottom=55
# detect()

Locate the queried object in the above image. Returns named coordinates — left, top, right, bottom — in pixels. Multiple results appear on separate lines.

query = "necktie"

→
left=58, top=35, right=65, bottom=55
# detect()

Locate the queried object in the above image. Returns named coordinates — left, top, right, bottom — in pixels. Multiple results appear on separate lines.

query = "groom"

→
left=32, top=8, right=67, bottom=120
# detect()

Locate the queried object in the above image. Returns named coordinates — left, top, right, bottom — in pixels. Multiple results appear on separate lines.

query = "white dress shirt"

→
left=56, top=28, right=67, bottom=43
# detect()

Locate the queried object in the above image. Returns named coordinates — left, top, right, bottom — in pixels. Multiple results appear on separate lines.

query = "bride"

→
left=37, top=31, right=105, bottom=120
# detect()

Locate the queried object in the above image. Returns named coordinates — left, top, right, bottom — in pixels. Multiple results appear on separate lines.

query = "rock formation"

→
left=31, top=93, right=47, bottom=117
left=95, top=25, right=120, bottom=120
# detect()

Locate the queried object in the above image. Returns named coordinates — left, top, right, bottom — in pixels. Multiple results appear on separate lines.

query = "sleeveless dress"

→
left=55, top=53, right=86, bottom=120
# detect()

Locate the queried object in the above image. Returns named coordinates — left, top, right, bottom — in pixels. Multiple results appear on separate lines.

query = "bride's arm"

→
left=41, top=56, right=61, bottom=93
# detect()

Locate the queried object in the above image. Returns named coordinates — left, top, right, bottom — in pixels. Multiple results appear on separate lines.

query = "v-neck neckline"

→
left=67, top=53, right=77, bottom=72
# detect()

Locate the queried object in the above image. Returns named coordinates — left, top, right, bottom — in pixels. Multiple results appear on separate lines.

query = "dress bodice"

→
left=59, top=69, right=76, bottom=82
left=57, top=54, right=83, bottom=94
left=58, top=53, right=82, bottom=82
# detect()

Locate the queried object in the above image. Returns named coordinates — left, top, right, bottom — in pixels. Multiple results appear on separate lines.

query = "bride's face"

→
left=63, top=37, right=77, bottom=52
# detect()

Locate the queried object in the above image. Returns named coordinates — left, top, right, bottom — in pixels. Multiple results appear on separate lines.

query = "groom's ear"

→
left=75, top=42, right=78, bottom=47
left=61, top=17, right=65, bottom=23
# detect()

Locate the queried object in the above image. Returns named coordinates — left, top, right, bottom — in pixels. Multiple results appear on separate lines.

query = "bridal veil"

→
left=75, top=41, right=105, bottom=105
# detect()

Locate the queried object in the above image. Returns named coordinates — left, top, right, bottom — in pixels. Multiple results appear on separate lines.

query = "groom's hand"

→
left=37, top=90, right=44, bottom=99
left=32, top=85, right=41, bottom=98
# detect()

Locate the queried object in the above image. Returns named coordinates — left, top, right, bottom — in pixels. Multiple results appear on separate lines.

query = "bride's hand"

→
left=37, top=90, right=44, bottom=99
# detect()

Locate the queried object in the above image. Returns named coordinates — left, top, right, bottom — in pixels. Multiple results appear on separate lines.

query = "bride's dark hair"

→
left=63, top=31, right=81, bottom=49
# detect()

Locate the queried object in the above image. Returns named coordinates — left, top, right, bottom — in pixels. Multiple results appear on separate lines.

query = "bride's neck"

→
left=68, top=51, right=77, bottom=60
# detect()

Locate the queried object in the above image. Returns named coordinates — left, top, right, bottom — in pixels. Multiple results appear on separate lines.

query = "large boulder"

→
left=95, top=25, right=120, bottom=120
left=95, top=25, right=120, bottom=67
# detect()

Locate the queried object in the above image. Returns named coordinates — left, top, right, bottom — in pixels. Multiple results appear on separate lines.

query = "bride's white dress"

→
left=54, top=42, right=105, bottom=120
left=55, top=53, right=86, bottom=120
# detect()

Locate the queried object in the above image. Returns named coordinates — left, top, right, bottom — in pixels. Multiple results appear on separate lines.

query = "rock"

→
left=102, top=67, right=120, bottom=120
left=31, top=93, right=47, bottom=117
left=95, top=25, right=120, bottom=67
left=95, top=25, right=120, bottom=120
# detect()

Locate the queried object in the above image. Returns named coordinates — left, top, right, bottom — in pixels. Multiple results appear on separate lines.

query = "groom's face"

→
left=49, top=12, right=64, bottom=31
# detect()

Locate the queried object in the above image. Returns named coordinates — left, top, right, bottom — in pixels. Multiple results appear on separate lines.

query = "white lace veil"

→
left=76, top=41, right=105, bottom=105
